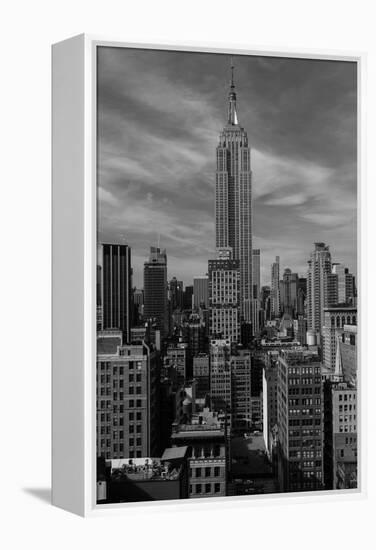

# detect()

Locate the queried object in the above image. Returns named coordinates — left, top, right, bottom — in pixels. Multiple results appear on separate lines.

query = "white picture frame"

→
left=52, top=34, right=365, bottom=517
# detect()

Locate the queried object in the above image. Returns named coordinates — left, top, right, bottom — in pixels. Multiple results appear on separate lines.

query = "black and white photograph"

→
left=95, top=46, right=358, bottom=504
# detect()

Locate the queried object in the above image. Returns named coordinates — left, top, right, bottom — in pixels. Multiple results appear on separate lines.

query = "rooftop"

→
left=108, top=453, right=186, bottom=482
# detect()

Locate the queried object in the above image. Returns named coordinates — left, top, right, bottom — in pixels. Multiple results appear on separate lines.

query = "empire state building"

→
left=215, top=63, right=253, bottom=321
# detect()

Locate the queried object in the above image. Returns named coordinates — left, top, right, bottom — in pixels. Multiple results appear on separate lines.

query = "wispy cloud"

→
left=97, top=47, right=357, bottom=287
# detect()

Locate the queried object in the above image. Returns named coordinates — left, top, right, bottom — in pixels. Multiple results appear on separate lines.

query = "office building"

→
left=293, top=316, right=307, bottom=346
left=171, top=409, right=227, bottom=498
left=96, top=337, right=159, bottom=460
left=215, top=62, right=253, bottom=321
left=262, top=352, right=279, bottom=457
left=322, top=307, right=357, bottom=371
left=210, top=339, right=232, bottom=412
left=102, top=243, right=132, bottom=342
left=252, top=249, right=260, bottom=300
left=143, top=247, right=168, bottom=339
left=231, top=348, right=251, bottom=431
left=183, top=285, right=194, bottom=310
left=280, top=268, right=299, bottom=316
left=185, top=313, right=208, bottom=357
left=323, top=331, right=357, bottom=489
left=332, top=264, right=356, bottom=304
left=338, top=324, right=357, bottom=387
left=271, top=256, right=280, bottom=318
left=193, top=354, right=210, bottom=398
left=297, top=277, right=307, bottom=316
left=169, top=277, right=184, bottom=311
left=193, top=276, right=209, bottom=309
left=324, top=380, right=357, bottom=490
left=166, top=342, right=189, bottom=382
left=277, top=349, right=324, bottom=492
left=132, top=288, right=144, bottom=326
left=208, top=249, right=240, bottom=343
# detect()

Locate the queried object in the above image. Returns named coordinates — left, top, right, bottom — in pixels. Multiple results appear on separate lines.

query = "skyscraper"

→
left=169, top=277, right=184, bottom=311
left=332, top=264, right=356, bottom=305
left=271, top=256, right=280, bottom=318
left=252, top=249, right=261, bottom=300
left=193, top=276, right=209, bottom=309
left=143, top=247, right=168, bottom=339
left=280, top=268, right=299, bottom=316
left=215, top=62, right=252, bottom=321
left=102, top=243, right=132, bottom=342
left=307, top=242, right=332, bottom=334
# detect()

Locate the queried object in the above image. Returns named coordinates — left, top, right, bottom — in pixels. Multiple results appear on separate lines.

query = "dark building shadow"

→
left=23, top=487, right=51, bottom=504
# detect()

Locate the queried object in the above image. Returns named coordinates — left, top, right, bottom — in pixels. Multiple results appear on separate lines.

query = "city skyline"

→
left=96, top=45, right=358, bottom=503
left=97, top=47, right=357, bottom=288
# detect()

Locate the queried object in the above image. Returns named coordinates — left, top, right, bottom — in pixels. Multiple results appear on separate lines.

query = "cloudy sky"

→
left=97, top=47, right=357, bottom=289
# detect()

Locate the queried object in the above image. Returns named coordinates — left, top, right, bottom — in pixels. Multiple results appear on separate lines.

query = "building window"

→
left=196, top=468, right=202, bottom=478
left=205, top=483, right=211, bottom=494
left=214, top=467, right=220, bottom=477
left=196, top=484, right=202, bottom=494
left=214, top=483, right=220, bottom=493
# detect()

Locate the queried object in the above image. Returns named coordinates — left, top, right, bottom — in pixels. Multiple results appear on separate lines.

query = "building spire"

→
left=334, top=334, right=344, bottom=380
left=228, top=57, right=238, bottom=125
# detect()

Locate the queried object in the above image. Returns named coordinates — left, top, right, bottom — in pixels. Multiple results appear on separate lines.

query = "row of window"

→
left=190, top=483, right=221, bottom=494
left=99, top=399, right=144, bottom=409
left=289, top=387, right=320, bottom=395
left=99, top=437, right=142, bottom=448
left=190, top=466, right=221, bottom=478
left=99, top=386, right=143, bottom=396
left=339, top=415, right=356, bottom=422
left=288, top=398, right=321, bottom=406
left=288, top=367, right=321, bottom=375
left=289, top=418, right=321, bottom=426
left=99, top=361, right=143, bottom=371
left=338, top=404, right=356, bottom=412
left=99, top=410, right=143, bottom=422
left=99, top=373, right=142, bottom=383
left=338, top=393, right=356, bottom=402
left=339, top=425, right=356, bottom=433
left=288, top=377, right=321, bottom=385
left=99, top=424, right=143, bottom=436
left=288, top=408, right=321, bottom=416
